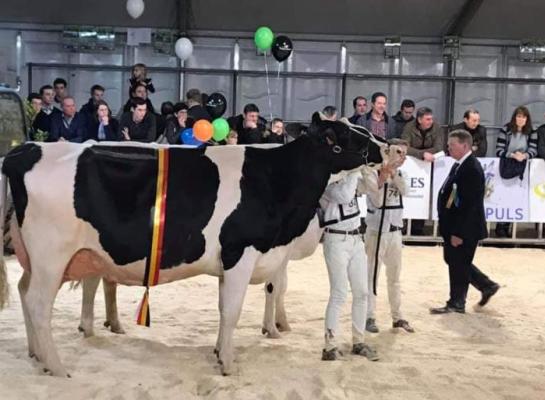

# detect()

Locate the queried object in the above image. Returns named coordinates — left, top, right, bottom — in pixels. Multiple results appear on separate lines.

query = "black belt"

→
left=389, top=225, right=402, bottom=232
left=325, top=228, right=360, bottom=235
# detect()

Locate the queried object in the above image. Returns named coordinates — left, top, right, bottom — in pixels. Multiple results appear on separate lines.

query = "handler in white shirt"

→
left=360, top=139, right=414, bottom=333
left=320, top=171, right=379, bottom=362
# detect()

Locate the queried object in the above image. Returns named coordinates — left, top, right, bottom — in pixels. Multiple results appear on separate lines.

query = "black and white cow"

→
left=0, top=115, right=385, bottom=376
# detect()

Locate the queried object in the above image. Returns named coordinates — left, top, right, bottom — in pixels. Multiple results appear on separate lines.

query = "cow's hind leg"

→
left=217, top=248, right=258, bottom=376
left=274, top=264, right=291, bottom=332
left=24, top=259, right=70, bottom=377
left=214, top=276, right=225, bottom=359
left=18, top=270, right=38, bottom=359
left=103, top=279, right=124, bottom=334
left=78, top=276, right=100, bottom=337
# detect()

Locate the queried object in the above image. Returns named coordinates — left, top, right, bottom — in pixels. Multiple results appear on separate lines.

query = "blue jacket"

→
left=49, top=112, right=87, bottom=143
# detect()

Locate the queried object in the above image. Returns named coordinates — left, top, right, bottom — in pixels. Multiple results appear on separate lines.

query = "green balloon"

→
left=212, top=118, right=230, bottom=141
left=254, top=26, right=274, bottom=51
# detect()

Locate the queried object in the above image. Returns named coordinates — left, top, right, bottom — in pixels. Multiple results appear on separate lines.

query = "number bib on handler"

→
left=382, top=185, right=403, bottom=210
left=319, top=195, right=361, bottom=227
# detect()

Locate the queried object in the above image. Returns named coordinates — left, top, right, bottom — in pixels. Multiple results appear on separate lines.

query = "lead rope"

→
left=373, top=181, right=388, bottom=296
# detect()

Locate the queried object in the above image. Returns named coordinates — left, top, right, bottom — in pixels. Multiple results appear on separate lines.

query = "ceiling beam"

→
left=443, top=0, right=485, bottom=36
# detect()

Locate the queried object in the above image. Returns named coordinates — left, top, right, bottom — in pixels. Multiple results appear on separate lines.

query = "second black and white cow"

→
left=0, top=115, right=385, bottom=376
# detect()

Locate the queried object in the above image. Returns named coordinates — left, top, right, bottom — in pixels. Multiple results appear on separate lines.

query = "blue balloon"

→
left=180, top=128, right=202, bottom=146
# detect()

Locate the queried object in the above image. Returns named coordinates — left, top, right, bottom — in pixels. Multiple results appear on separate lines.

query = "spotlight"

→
left=384, top=37, right=401, bottom=60
left=62, top=26, right=115, bottom=52
left=442, top=36, right=460, bottom=60
left=519, top=40, right=545, bottom=63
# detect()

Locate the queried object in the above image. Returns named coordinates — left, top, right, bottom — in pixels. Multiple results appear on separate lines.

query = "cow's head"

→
left=308, top=112, right=387, bottom=173
left=381, top=140, right=408, bottom=168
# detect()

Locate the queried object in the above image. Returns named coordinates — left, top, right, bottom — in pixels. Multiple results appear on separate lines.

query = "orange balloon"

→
left=193, top=119, right=214, bottom=142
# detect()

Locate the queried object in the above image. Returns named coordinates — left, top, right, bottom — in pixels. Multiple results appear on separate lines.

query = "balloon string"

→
left=264, top=52, right=273, bottom=122
left=277, top=63, right=281, bottom=102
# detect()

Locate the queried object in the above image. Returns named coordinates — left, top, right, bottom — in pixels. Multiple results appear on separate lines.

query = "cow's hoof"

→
left=220, top=365, right=232, bottom=376
left=105, top=321, right=125, bottom=334
left=44, top=367, right=70, bottom=377
left=78, top=325, right=94, bottom=338
left=276, top=322, right=292, bottom=332
left=262, top=327, right=281, bottom=339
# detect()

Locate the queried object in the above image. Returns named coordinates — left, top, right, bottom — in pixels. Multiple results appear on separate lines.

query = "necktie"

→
left=448, top=162, right=460, bottom=180
left=441, top=162, right=460, bottom=193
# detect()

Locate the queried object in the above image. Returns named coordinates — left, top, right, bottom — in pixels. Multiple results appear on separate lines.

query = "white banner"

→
left=399, top=156, right=432, bottom=219
left=432, top=157, right=530, bottom=222
left=529, top=159, right=545, bottom=222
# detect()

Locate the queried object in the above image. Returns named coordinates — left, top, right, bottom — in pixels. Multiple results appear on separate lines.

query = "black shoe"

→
left=429, top=305, right=465, bottom=314
left=478, top=284, right=500, bottom=307
left=365, top=318, right=379, bottom=333
left=321, top=347, right=343, bottom=361
left=352, top=343, right=379, bottom=361
left=392, top=319, right=415, bottom=333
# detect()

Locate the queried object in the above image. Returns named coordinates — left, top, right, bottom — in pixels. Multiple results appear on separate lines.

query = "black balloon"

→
left=206, top=92, right=227, bottom=119
left=272, top=35, right=293, bottom=63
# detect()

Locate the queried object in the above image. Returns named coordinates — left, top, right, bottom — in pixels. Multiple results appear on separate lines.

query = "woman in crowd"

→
left=495, top=105, right=538, bottom=237
left=86, top=100, right=120, bottom=141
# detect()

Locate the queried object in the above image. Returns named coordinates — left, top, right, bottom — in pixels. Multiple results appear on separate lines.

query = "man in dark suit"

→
left=49, top=96, right=87, bottom=143
left=32, top=85, right=62, bottom=138
left=431, top=130, right=499, bottom=314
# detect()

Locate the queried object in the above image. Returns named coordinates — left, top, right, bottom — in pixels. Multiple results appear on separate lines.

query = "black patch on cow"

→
left=73, top=145, right=219, bottom=267
left=266, top=283, right=274, bottom=293
left=1, top=143, right=43, bottom=226
left=220, top=136, right=332, bottom=269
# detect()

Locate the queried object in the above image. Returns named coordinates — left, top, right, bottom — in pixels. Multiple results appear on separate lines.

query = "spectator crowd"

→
left=27, top=64, right=545, bottom=230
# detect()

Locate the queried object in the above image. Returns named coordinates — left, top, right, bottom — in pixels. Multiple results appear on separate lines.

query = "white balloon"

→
left=175, top=37, right=193, bottom=61
left=126, top=0, right=145, bottom=19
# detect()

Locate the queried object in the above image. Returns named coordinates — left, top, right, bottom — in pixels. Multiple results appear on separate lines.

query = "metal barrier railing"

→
left=403, top=220, right=545, bottom=246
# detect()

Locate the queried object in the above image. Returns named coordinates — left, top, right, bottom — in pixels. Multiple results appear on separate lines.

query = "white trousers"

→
left=323, top=233, right=368, bottom=350
left=365, top=230, right=403, bottom=322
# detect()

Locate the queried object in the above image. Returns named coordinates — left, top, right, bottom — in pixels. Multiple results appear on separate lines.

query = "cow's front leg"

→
left=261, top=281, right=281, bottom=338
left=78, top=276, right=100, bottom=338
left=103, top=279, right=124, bottom=334
left=274, top=264, right=291, bottom=332
left=262, top=259, right=288, bottom=339
left=217, top=248, right=257, bottom=376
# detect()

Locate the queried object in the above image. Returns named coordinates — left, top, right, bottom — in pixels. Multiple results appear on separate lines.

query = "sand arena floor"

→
left=1, top=245, right=544, bottom=400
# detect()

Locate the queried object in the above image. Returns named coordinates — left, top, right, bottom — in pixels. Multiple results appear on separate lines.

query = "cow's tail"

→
left=0, top=252, right=7, bottom=310
left=0, top=172, right=9, bottom=310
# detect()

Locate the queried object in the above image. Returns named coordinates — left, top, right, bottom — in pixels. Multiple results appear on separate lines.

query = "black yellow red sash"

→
left=137, top=148, right=169, bottom=326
